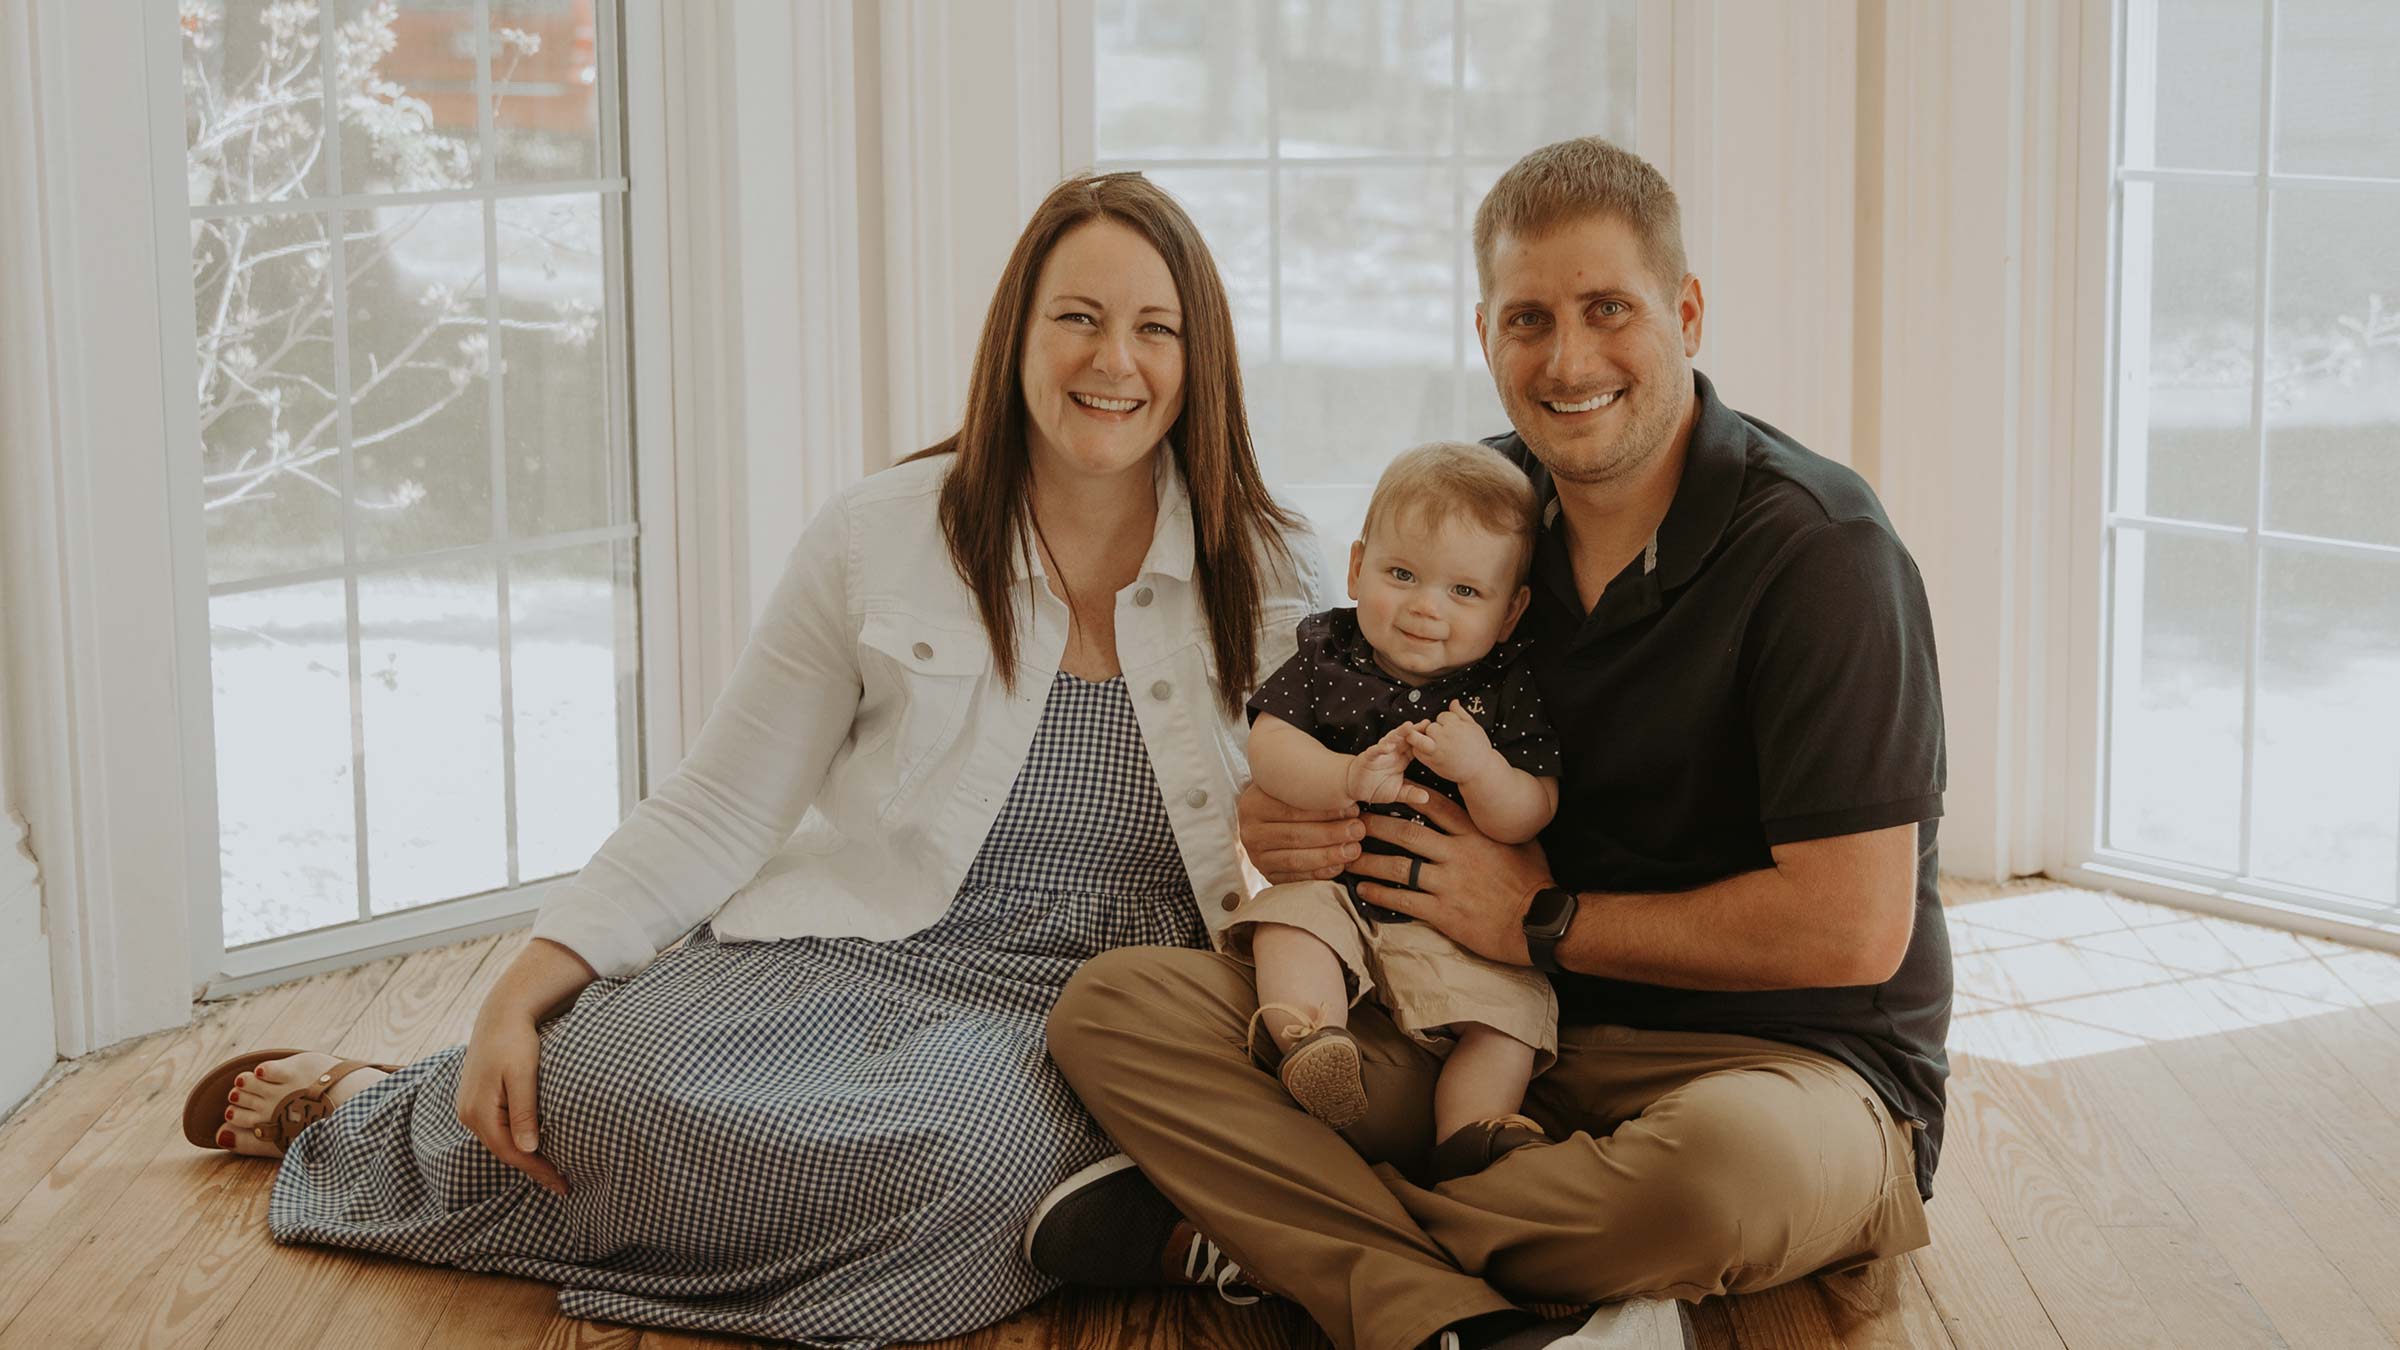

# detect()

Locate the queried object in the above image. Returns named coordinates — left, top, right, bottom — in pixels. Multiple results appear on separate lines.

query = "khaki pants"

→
left=1048, top=947, right=1931, bottom=1350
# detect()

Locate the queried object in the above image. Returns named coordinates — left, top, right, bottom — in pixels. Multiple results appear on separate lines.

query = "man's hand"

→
left=1403, top=700, right=1503, bottom=785
left=1237, top=783, right=1366, bottom=885
left=1349, top=791, right=1554, bottom=965
left=1344, top=724, right=1434, bottom=806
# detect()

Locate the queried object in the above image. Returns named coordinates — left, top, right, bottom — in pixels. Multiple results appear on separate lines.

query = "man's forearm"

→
left=1552, top=825, right=1917, bottom=990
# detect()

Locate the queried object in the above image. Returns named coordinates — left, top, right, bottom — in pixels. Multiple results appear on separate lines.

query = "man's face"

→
left=1475, top=213, right=1703, bottom=488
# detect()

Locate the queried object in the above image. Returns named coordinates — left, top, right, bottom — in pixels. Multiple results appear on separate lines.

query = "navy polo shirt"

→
left=1249, top=608, right=1562, bottom=917
left=1490, top=370, right=1952, bottom=1198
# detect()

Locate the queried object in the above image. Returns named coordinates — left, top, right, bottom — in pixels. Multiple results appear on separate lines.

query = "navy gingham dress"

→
left=269, top=672, right=1208, bottom=1346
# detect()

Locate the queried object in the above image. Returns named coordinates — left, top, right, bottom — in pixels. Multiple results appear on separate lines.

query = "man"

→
left=1031, top=136, right=1950, bottom=1350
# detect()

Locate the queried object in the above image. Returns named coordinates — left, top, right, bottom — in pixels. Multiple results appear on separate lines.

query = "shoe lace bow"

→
left=1182, top=1231, right=1261, bottom=1306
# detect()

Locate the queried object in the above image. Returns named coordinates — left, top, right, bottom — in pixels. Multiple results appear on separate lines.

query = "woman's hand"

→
left=1237, top=782, right=1366, bottom=884
left=1349, top=791, right=1553, bottom=965
left=456, top=1007, right=569, bottom=1196
left=453, top=937, right=595, bottom=1197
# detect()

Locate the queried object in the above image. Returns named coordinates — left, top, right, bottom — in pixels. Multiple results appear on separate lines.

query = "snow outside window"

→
left=2101, top=0, right=2400, bottom=921
left=1082, top=0, right=1645, bottom=585
left=182, top=0, right=641, bottom=948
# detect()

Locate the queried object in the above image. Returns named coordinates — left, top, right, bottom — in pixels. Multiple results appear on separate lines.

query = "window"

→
left=1076, top=0, right=1652, bottom=581
left=180, top=0, right=642, bottom=957
left=2100, top=0, right=2400, bottom=922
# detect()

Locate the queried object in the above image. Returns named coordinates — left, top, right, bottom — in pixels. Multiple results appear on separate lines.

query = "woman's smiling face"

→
left=1020, top=218, right=1188, bottom=481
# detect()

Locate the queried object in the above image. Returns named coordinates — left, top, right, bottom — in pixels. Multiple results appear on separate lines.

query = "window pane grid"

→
left=188, top=177, right=632, bottom=221
left=1091, top=0, right=1642, bottom=579
left=189, top=0, right=637, bottom=949
left=2103, top=0, right=2400, bottom=915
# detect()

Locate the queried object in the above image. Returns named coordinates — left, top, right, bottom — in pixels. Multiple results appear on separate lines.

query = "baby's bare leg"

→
left=1434, top=1023, right=1537, bottom=1141
left=1251, top=922, right=1350, bottom=1052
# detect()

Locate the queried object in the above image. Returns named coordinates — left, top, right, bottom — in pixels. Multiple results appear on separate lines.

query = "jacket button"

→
left=1150, top=680, right=1172, bottom=701
left=1220, top=891, right=1240, bottom=912
left=1185, top=788, right=1208, bottom=808
left=1407, top=688, right=1422, bottom=703
left=912, top=642, right=933, bottom=661
left=1134, top=586, right=1154, bottom=607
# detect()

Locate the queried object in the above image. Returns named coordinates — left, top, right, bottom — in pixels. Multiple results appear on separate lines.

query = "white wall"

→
left=0, top=2, right=62, bottom=1109
left=0, top=658, right=57, bottom=1119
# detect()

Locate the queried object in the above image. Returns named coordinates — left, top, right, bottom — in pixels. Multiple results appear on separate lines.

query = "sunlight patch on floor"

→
left=1942, top=885, right=2400, bottom=1066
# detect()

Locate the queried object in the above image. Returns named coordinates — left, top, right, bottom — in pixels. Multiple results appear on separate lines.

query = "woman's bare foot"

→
left=219, top=1052, right=390, bottom=1157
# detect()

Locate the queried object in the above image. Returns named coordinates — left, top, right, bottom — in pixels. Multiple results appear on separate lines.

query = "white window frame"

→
left=1, top=0, right=687, bottom=1050
left=159, top=0, right=654, bottom=992
left=1045, top=0, right=1676, bottom=563
left=2052, top=0, right=2400, bottom=946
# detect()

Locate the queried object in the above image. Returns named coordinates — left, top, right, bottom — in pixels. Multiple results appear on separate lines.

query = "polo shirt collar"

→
left=1525, top=369, right=1746, bottom=615
left=1651, top=370, right=1747, bottom=591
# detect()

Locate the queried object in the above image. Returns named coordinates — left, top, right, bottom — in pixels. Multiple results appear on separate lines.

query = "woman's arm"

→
left=531, top=496, right=864, bottom=979
left=455, top=937, right=599, bottom=1196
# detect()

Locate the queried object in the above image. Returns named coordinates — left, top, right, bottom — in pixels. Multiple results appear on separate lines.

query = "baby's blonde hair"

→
left=1359, top=442, right=1541, bottom=583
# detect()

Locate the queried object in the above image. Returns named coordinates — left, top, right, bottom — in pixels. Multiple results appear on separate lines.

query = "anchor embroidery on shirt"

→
left=1462, top=695, right=1488, bottom=719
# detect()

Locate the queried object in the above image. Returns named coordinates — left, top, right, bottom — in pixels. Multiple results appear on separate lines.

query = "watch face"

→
left=1524, top=887, right=1574, bottom=934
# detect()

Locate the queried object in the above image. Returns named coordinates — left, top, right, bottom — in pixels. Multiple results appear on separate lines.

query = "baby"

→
left=1227, top=441, right=1561, bottom=1184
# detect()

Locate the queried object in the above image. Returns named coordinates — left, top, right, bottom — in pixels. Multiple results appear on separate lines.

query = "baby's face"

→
left=1346, top=512, right=1531, bottom=685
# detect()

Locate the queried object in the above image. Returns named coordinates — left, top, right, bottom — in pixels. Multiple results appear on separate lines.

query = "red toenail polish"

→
left=224, top=1106, right=233, bottom=1120
left=217, top=1129, right=233, bottom=1147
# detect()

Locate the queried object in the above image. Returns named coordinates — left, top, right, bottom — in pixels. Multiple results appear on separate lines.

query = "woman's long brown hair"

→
left=904, top=172, right=1301, bottom=717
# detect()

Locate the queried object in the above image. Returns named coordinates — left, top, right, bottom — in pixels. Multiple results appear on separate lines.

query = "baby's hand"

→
left=1345, top=725, right=1431, bottom=806
left=1405, top=701, right=1501, bottom=781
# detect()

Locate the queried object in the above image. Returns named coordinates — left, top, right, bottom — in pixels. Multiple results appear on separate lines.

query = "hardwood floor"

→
left=3, top=877, right=2398, bottom=1348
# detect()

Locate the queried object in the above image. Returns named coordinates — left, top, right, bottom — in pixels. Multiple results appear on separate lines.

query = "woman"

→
left=183, top=173, right=1324, bottom=1346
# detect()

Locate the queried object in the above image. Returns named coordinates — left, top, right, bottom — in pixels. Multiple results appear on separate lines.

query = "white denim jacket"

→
left=531, top=452, right=1327, bottom=978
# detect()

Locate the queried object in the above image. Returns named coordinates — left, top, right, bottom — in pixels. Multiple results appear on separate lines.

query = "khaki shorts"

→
left=1222, top=879, right=1558, bottom=1072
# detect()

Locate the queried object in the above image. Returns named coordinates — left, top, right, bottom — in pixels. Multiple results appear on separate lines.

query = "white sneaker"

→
left=1549, top=1298, right=1693, bottom=1349
left=1437, top=1299, right=1695, bottom=1350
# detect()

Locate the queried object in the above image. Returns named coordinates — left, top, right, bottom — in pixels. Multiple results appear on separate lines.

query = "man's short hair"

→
left=1472, top=136, right=1687, bottom=302
left=1360, top=442, right=1541, bottom=583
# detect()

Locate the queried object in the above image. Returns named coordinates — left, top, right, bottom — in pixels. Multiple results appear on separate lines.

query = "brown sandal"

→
left=182, top=1049, right=401, bottom=1152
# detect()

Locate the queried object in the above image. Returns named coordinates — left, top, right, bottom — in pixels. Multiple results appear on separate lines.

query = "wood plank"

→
left=2033, top=1005, right=2388, bottom=1350
left=1817, top=1258, right=1955, bottom=1350
left=0, top=976, right=310, bottom=1337
left=1949, top=1007, right=2186, bottom=1228
left=1902, top=1074, right=2069, bottom=1350
left=2124, top=965, right=2400, bottom=1344
left=1938, top=1063, right=2172, bottom=1347
left=1690, top=1296, right=1738, bottom=1350
left=0, top=1032, right=179, bottom=1224
left=2098, top=1226, right=2287, bottom=1350
left=1724, top=1279, right=1840, bottom=1349
left=10, top=957, right=406, bottom=1349
left=418, top=1273, right=564, bottom=1350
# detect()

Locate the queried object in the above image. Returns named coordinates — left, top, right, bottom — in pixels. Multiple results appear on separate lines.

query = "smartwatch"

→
left=1521, top=886, right=1579, bottom=975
